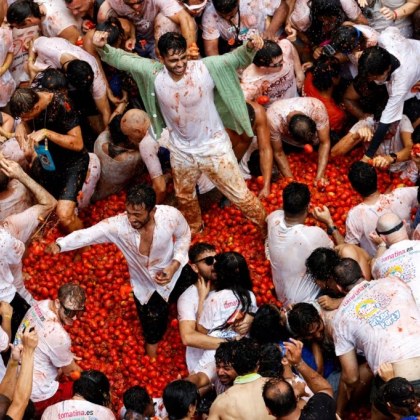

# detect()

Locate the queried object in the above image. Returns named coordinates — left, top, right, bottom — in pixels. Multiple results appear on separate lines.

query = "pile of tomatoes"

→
left=23, top=148, right=414, bottom=417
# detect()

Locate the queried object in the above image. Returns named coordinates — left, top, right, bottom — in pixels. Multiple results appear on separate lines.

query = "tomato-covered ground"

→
left=22, top=149, right=414, bottom=417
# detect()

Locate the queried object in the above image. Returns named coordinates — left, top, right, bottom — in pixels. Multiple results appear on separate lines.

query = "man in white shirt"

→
left=0, top=156, right=56, bottom=338
left=47, top=183, right=191, bottom=358
left=15, top=283, right=85, bottom=418
left=330, top=258, right=420, bottom=414
left=345, top=161, right=418, bottom=256
left=371, top=212, right=420, bottom=308
left=267, top=182, right=334, bottom=305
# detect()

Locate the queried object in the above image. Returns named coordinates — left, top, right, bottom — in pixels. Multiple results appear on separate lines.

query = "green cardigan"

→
left=97, top=44, right=256, bottom=139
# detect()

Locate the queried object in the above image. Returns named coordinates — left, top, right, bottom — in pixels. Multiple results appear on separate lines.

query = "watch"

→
left=389, top=152, right=397, bottom=164
left=327, top=225, right=337, bottom=235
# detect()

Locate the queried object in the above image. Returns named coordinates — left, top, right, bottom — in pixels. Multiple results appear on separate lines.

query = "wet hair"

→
left=65, top=60, right=94, bottom=91
left=73, top=370, right=111, bottom=406
left=253, top=40, right=283, bottom=67
left=229, top=338, right=260, bottom=376
left=331, top=25, right=362, bottom=54
left=33, top=68, right=68, bottom=91
left=0, top=172, right=9, bottom=192
left=0, top=395, right=11, bottom=418
left=157, top=32, right=187, bottom=57
left=307, top=0, right=345, bottom=45
left=123, top=386, right=152, bottom=415
left=213, top=252, right=253, bottom=331
left=58, top=283, right=86, bottom=308
left=108, top=115, right=133, bottom=158
left=250, top=304, right=288, bottom=344
left=189, top=242, right=216, bottom=262
left=258, top=343, right=284, bottom=378
left=306, top=247, right=341, bottom=283
left=359, top=46, right=392, bottom=77
left=9, top=88, right=39, bottom=119
left=213, top=0, right=238, bottom=14
left=126, top=184, right=156, bottom=211
left=332, top=258, right=363, bottom=291
left=414, top=125, right=420, bottom=145
left=282, top=182, right=310, bottom=216
left=348, top=161, right=377, bottom=197
left=163, top=380, right=198, bottom=420
left=248, top=150, right=262, bottom=177
left=288, top=114, right=317, bottom=144
left=263, top=378, right=297, bottom=417
left=381, top=377, right=418, bottom=412
left=403, top=97, right=420, bottom=124
left=96, top=18, right=123, bottom=46
left=7, top=0, right=41, bottom=25
left=215, top=340, right=236, bottom=365
left=246, top=102, right=256, bottom=127
left=288, top=303, right=322, bottom=338
left=312, top=56, right=341, bottom=92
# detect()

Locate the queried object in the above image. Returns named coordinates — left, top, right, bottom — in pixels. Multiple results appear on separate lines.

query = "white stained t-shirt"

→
left=57, top=207, right=190, bottom=304
left=154, top=60, right=228, bottom=155
left=241, top=39, right=298, bottom=104
left=0, top=179, right=32, bottom=222
left=32, top=36, right=106, bottom=100
left=15, top=300, right=74, bottom=402
left=41, top=398, right=116, bottom=420
left=267, top=210, right=333, bottom=305
left=333, top=278, right=420, bottom=374
left=140, top=129, right=215, bottom=194
left=177, top=285, right=214, bottom=373
left=267, top=97, right=329, bottom=146
left=290, top=0, right=361, bottom=32
left=0, top=27, right=16, bottom=108
left=349, top=115, right=413, bottom=172
left=0, top=326, right=10, bottom=382
left=202, top=0, right=281, bottom=41
left=345, top=187, right=418, bottom=257
left=378, top=27, right=420, bottom=124
left=199, top=289, right=258, bottom=340
left=105, top=0, right=182, bottom=40
left=372, top=240, right=420, bottom=309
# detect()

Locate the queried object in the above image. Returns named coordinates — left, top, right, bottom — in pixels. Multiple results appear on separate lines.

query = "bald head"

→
left=262, top=378, right=297, bottom=417
left=376, top=212, right=407, bottom=242
left=121, top=110, right=151, bottom=145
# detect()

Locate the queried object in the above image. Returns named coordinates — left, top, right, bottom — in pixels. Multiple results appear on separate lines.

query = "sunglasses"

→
left=60, top=301, right=85, bottom=318
left=194, top=255, right=216, bottom=266
left=183, top=0, right=207, bottom=11
left=269, top=61, right=284, bottom=68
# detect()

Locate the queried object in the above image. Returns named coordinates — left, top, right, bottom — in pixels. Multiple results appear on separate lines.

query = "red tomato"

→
left=256, top=95, right=270, bottom=105
left=303, top=144, right=313, bottom=153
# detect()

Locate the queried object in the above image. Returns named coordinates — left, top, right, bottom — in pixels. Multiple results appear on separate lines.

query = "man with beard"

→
left=47, top=183, right=191, bottom=358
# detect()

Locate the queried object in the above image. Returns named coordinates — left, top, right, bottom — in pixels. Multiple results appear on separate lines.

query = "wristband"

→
left=393, top=9, right=398, bottom=20
left=293, top=360, right=304, bottom=370
left=327, top=225, right=337, bottom=235
left=378, top=243, right=387, bottom=248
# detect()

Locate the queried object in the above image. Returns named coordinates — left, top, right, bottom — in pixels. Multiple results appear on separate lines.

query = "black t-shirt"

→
left=300, top=392, right=336, bottom=420
left=32, top=92, right=86, bottom=168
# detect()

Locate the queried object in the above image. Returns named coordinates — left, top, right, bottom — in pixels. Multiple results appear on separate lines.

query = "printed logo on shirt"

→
left=58, top=410, right=95, bottom=419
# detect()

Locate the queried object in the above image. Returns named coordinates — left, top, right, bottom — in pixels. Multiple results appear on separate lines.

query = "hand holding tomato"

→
left=45, top=242, right=61, bottom=255
left=313, top=205, right=334, bottom=227
left=315, top=177, right=328, bottom=188
left=372, top=155, right=392, bottom=168
left=155, top=262, right=178, bottom=285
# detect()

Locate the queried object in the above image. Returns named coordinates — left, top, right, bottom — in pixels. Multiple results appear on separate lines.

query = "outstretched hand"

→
left=92, top=31, right=109, bottom=48
left=246, top=34, right=264, bottom=51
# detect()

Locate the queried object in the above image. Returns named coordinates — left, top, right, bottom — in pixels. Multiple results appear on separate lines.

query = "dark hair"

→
left=215, top=341, right=236, bottom=365
left=33, top=68, right=68, bottom=91
left=58, top=283, right=86, bottom=308
left=73, top=370, right=111, bottom=406
left=189, top=242, right=216, bottom=262
left=250, top=304, right=288, bottom=343
left=158, top=32, right=187, bottom=57
left=258, top=343, right=284, bottom=378
left=0, top=172, right=9, bottom=192
left=96, top=18, right=123, bottom=46
left=246, top=102, right=256, bottom=127
left=263, top=378, right=297, bottom=417
left=332, top=258, right=363, bottom=291
left=307, top=0, right=345, bottom=45
left=126, top=184, right=156, bottom=211
left=282, top=182, right=310, bottom=216
left=331, top=25, right=363, bottom=54
left=163, top=380, right=198, bottom=420
left=253, top=40, right=283, bottom=67
left=108, top=114, right=132, bottom=157
left=229, top=338, right=260, bottom=376
left=382, top=377, right=418, bottom=411
left=288, top=303, right=322, bottom=338
left=213, top=0, right=238, bottom=14
left=123, top=386, right=152, bottom=415
left=359, top=46, right=392, bottom=77
left=306, top=247, right=341, bottom=282
left=312, top=56, right=341, bottom=92
left=348, top=161, right=377, bottom=197
left=65, top=60, right=94, bottom=91
left=9, top=88, right=39, bottom=118
left=213, top=252, right=253, bottom=330
left=414, top=125, right=420, bottom=145
left=403, top=97, right=420, bottom=124
left=7, top=0, right=41, bottom=25
left=288, top=114, right=317, bottom=144
left=248, top=150, right=262, bottom=177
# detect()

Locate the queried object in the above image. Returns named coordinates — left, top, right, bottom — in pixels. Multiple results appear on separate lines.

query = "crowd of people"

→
left=0, top=0, right=420, bottom=418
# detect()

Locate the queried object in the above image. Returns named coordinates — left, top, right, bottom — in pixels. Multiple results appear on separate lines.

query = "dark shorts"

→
left=31, top=153, right=89, bottom=202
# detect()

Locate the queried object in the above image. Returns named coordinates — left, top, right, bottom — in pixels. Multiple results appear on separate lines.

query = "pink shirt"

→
left=267, top=97, right=329, bottom=146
